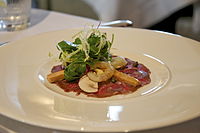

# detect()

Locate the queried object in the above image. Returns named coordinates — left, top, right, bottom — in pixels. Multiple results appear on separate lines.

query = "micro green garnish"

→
left=57, top=27, right=114, bottom=81
left=48, top=52, right=53, bottom=57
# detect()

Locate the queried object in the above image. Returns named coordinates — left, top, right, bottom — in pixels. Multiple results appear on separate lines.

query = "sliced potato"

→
left=113, top=70, right=140, bottom=87
left=47, top=70, right=64, bottom=83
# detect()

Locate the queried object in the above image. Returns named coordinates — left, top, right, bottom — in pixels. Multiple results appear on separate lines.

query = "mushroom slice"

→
left=78, top=75, right=98, bottom=93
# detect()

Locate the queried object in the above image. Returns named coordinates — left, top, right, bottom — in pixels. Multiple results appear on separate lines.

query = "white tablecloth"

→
left=0, top=8, right=200, bottom=133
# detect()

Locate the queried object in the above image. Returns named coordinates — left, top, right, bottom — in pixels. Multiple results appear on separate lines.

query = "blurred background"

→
left=32, top=0, right=200, bottom=41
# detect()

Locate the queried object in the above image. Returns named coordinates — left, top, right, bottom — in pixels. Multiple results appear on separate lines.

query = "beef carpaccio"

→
left=51, top=57, right=151, bottom=98
left=46, top=27, right=151, bottom=98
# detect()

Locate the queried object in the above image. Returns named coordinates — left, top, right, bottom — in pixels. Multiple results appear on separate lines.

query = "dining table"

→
left=0, top=8, right=200, bottom=133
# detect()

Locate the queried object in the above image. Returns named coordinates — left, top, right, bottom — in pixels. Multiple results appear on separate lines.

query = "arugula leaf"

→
left=70, top=51, right=85, bottom=62
left=87, top=33, right=100, bottom=46
left=73, top=38, right=82, bottom=44
left=57, top=40, right=77, bottom=52
left=89, top=44, right=99, bottom=59
left=64, top=61, right=86, bottom=81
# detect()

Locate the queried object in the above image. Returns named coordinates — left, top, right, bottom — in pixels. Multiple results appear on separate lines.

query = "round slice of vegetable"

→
left=78, top=75, right=98, bottom=93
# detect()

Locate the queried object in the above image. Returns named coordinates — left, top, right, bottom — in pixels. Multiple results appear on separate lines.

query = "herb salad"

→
left=57, top=28, right=114, bottom=81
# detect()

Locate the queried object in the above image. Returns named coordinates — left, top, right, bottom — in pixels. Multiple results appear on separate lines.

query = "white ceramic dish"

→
left=0, top=28, right=200, bottom=132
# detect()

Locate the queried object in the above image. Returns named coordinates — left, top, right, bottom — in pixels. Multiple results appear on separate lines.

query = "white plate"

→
left=0, top=28, right=200, bottom=132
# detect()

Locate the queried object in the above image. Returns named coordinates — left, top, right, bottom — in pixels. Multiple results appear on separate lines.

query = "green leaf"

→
left=58, top=40, right=77, bottom=52
left=64, top=61, right=86, bottom=81
left=73, top=38, right=82, bottom=44
left=70, top=51, right=85, bottom=62
left=87, top=33, right=100, bottom=46
left=89, top=45, right=99, bottom=59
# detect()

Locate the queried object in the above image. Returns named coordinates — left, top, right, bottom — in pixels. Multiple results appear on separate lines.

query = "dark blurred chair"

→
left=175, top=0, right=200, bottom=41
